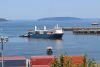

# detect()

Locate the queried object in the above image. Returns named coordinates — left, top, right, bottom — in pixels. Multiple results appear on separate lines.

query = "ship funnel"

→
left=44, top=26, right=46, bottom=31
left=35, top=26, right=37, bottom=31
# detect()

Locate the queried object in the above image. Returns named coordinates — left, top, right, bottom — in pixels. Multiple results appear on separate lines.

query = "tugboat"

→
left=20, top=24, right=64, bottom=39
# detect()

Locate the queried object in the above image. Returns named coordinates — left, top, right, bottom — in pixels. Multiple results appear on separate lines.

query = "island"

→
left=0, top=18, right=8, bottom=22
left=38, top=17, right=82, bottom=21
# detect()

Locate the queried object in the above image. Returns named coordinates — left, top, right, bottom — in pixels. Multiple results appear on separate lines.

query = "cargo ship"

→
left=20, top=24, right=64, bottom=39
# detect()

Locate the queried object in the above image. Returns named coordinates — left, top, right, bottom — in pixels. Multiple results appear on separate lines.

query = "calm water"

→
left=0, top=20, right=100, bottom=62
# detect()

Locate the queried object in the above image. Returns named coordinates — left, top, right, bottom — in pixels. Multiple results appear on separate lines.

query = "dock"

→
left=62, top=27, right=100, bottom=34
left=62, top=27, right=100, bottom=31
left=73, top=29, right=100, bottom=34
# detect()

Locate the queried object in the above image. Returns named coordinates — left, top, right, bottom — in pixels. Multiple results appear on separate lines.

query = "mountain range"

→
left=38, top=17, right=82, bottom=21
left=38, top=17, right=100, bottom=21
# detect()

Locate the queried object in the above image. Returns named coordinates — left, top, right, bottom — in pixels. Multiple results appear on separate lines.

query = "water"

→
left=0, top=20, right=100, bottom=62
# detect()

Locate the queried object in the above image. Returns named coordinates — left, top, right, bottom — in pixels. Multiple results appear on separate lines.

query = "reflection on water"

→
left=54, top=39, right=63, bottom=56
left=20, top=37, right=63, bottom=43
left=55, top=39, right=63, bottom=49
left=55, top=39, right=62, bottom=44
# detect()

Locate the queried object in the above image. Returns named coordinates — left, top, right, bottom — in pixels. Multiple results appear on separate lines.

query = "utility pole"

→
left=0, top=36, right=8, bottom=67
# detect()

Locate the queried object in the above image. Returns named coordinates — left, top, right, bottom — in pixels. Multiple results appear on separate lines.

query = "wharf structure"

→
left=73, top=29, right=100, bottom=34
left=62, top=27, right=100, bottom=31
left=62, top=27, right=100, bottom=34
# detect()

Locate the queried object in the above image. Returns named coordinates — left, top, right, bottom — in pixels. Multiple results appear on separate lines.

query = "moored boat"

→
left=20, top=24, right=64, bottom=39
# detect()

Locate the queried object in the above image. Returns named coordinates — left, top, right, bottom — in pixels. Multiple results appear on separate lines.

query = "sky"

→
left=0, top=0, right=100, bottom=20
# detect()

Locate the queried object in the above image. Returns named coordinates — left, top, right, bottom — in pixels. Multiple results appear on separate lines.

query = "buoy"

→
left=46, top=46, right=53, bottom=55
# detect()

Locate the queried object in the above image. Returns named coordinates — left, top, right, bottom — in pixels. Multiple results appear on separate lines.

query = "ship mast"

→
left=44, top=26, right=46, bottom=31
left=35, top=26, right=37, bottom=31
left=56, top=24, right=59, bottom=29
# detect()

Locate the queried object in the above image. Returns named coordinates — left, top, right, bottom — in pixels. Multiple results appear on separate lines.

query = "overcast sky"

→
left=0, top=0, right=100, bottom=20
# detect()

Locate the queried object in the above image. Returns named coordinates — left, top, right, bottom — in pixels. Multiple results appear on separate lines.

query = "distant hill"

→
left=0, top=18, right=8, bottom=22
left=38, top=17, right=82, bottom=21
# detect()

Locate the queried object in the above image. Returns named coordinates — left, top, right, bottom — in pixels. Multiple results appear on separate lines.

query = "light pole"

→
left=0, top=36, right=8, bottom=67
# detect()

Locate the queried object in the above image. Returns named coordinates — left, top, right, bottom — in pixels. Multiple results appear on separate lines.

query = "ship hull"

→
left=20, top=34, right=63, bottom=39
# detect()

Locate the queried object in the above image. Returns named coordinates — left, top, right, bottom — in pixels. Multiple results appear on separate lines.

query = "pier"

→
left=62, top=27, right=100, bottom=34
left=62, top=27, right=100, bottom=31
left=73, top=29, right=100, bottom=34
